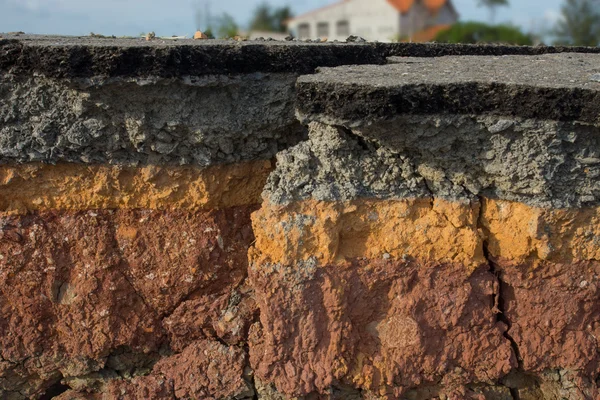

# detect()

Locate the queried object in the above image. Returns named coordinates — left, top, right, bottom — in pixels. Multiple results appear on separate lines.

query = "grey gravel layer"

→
left=0, top=73, right=305, bottom=165
left=266, top=116, right=600, bottom=208
left=265, top=122, right=429, bottom=204
left=297, top=54, right=600, bottom=126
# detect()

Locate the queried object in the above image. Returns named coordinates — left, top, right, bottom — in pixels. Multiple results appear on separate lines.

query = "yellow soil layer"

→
left=0, top=160, right=272, bottom=214
left=250, top=198, right=486, bottom=269
left=481, top=198, right=600, bottom=263
left=251, top=198, right=600, bottom=268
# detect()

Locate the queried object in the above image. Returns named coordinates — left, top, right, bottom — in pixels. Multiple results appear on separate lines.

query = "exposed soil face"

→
left=251, top=198, right=484, bottom=269
left=0, top=161, right=273, bottom=214
left=3, top=198, right=600, bottom=399
left=495, top=257, right=600, bottom=376
left=2, top=41, right=600, bottom=399
left=249, top=258, right=514, bottom=398
left=105, top=339, right=254, bottom=400
left=0, top=207, right=258, bottom=398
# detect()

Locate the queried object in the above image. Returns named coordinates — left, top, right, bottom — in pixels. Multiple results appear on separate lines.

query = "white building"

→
left=286, top=0, right=459, bottom=42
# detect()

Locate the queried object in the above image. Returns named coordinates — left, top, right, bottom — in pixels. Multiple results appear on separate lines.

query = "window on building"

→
left=298, top=23, right=310, bottom=38
left=317, top=22, right=329, bottom=37
left=336, top=20, right=350, bottom=37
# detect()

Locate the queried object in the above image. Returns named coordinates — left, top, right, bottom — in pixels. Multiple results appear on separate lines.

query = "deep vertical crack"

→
left=488, top=252, right=523, bottom=400
left=477, top=196, right=523, bottom=400
left=250, top=371, right=259, bottom=400
left=485, top=245, right=523, bottom=369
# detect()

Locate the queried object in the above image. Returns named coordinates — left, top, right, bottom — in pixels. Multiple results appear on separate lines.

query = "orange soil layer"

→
left=1, top=160, right=598, bottom=266
left=0, top=160, right=272, bottom=214
left=481, top=199, right=600, bottom=263
left=251, top=198, right=600, bottom=268
left=251, top=198, right=484, bottom=269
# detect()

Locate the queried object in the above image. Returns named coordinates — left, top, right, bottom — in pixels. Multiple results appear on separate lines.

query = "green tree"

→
left=204, top=28, right=215, bottom=39
left=216, top=13, right=239, bottom=38
left=435, top=22, right=533, bottom=45
left=272, top=6, right=293, bottom=33
left=553, top=0, right=600, bottom=46
left=477, top=0, right=509, bottom=23
left=250, top=3, right=275, bottom=31
left=249, top=3, right=294, bottom=32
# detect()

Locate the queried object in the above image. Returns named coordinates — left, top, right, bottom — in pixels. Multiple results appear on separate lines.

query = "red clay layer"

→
left=3, top=209, right=600, bottom=398
left=54, top=339, right=253, bottom=400
left=249, top=258, right=515, bottom=397
left=0, top=208, right=258, bottom=398
left=104, top=339, right=254, bottom=399
left=495, top=257, right=600, bottom=378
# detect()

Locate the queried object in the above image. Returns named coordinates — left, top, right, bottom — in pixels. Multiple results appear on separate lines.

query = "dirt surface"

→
left=249, top=258, right=514, bottom=398
left=3, top=35, right=600, bottom=399
left=496, top=257, right=600, bottom=375
left=105, top=339, right=254, bottom=399
left=0, top=207, right=257, bottom=398
left=0, top=161, right=272, bottom=213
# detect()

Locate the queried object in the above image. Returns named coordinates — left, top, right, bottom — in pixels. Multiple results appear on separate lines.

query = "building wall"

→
left=287, top=0, right=400, bottom=42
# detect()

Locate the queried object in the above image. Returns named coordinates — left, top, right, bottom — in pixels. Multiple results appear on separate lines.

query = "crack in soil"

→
left=485, top=244, right=523, bottom=369
left=477, top=196, right=523, bottom=400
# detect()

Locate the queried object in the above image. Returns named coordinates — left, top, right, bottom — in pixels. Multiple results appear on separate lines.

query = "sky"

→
left=0, top=0, right=563, bottom=37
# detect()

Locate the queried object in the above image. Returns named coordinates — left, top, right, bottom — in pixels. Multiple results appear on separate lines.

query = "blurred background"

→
left=1, top=0, right=599, bottom=45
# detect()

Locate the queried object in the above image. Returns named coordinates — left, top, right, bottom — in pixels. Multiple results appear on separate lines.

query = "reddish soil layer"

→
left=249, top=258, right=515, bottom=398
left=0, top=207, right=258, bottom=398
left=3, top=208, right=600, bottom=398
left=104, top=339, right=253, bottom=399
left=496, top=257, right=600, bottom=390
left=53, top=339, right=253, bottom=400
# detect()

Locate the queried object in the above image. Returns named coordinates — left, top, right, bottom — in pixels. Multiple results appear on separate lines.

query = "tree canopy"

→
left=250, top=3, right=293, bottom=32
left=435, top=21, right=533, bottom=45
left=215, top=13, right=239, bottom=38
left=272, top=6, right=293, bottom=33
left=553, top=0, right=600, bottom=46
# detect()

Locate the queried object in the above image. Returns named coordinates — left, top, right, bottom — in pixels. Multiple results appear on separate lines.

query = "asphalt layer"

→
left=2, top=33, right=600, bottom=77
left=297, top=53, right=600, bottom=125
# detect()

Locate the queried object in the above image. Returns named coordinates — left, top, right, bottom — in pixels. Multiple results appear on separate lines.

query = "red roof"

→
left=387, top=0, right=448, bottom=14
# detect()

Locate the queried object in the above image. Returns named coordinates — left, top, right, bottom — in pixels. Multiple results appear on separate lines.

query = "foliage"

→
left=477, top=0, right=509, bottom=23
left=204, top=28, right=215, bottom=39
left=250, top=4, right=273, bottom=31
left=553, top=0, right=600, bottom=46
left=215, top=13, right=239, bottom=38
left=250, top=2, right=293, bottom=32
left=272, top=6, right=293, bottom=33
left=435, top=21, right=534, bottom=45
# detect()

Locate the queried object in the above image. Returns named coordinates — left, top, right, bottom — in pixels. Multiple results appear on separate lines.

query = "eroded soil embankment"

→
left=245, top=119, right=600, bottom=399
left=2, top=46, right=600, bottom=399
left=3, top=123, right=600, bottom=399
left=0, top=160, right=267, bottom=399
